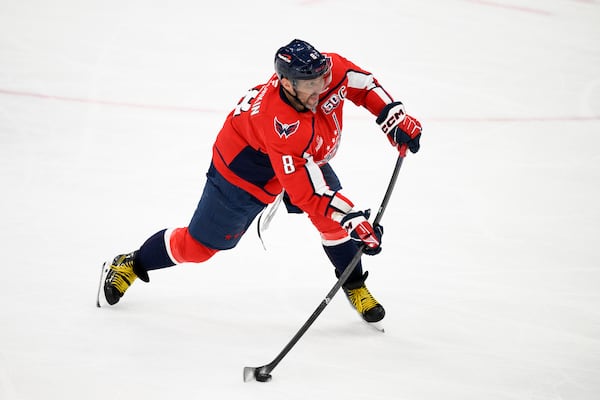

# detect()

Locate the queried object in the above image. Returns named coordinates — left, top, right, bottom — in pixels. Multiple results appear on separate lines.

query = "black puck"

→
left=255, top=371, right=272, bottom=382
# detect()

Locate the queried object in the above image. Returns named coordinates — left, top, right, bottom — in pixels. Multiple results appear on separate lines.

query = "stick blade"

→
left=243, top=366, right=272, bottom=383
left=243, top=367, right=256, bottom=382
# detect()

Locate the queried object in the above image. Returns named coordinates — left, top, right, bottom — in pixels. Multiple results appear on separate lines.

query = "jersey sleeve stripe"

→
left=303, top=153, right=336, bottom=197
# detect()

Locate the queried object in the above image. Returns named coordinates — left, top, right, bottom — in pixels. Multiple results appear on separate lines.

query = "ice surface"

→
left=1, top=1, right=599, bottom=399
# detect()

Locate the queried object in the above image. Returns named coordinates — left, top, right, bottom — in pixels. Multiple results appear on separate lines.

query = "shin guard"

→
left=322, top=239, right=364, bottom=283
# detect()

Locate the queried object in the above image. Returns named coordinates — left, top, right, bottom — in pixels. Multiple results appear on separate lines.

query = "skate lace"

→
left=108, top=261, right=137, bottom=294
left=346, top=286, right=378, bottom=313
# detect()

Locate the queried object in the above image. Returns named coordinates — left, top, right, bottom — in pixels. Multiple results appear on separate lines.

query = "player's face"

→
left=293, top=68, right=332, bottom=110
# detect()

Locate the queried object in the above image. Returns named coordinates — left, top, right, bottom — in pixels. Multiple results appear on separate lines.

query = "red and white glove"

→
left=339, top=209, right=383, bottom=255
left=376, top=101, right=422, bottom=157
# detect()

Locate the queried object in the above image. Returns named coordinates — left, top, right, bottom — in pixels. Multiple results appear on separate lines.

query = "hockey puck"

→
left=255, top=371, right=272, bottom=382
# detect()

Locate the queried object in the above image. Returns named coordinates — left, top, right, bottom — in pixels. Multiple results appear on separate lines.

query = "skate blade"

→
left=95, top=260, right=111, bottom=308
left=366, top=320, right=385, bottom=333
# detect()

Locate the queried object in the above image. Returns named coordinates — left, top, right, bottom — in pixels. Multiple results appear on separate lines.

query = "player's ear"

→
left=280, top=77, right=295, bottom=93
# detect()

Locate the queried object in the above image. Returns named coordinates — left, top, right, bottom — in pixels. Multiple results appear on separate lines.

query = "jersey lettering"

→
left=282, top=155, right=295, bottom=174
left=233, top=89, right=259, bottom=116
left=321, top=86, right=347, bottom=114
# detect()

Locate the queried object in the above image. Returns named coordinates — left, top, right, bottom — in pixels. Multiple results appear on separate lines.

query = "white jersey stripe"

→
left=303, top=153, right=336, bottom=197
left=347, top=71, right=393, bottom=103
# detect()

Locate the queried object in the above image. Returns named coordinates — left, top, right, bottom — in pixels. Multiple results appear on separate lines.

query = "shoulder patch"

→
left=274, top=117, right=300, bottom=139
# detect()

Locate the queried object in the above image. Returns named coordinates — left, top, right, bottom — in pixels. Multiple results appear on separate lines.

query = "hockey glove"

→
left=376, top=101, right=422, bottom=157
left=339, top=209, right=383, bottom=255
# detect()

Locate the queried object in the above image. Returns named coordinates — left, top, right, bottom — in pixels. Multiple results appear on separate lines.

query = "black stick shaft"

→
left=255, top=155, right=405, bottom=376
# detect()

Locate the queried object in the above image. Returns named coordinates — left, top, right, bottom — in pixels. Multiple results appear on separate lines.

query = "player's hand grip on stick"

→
left=339, top=209, right=383, bottom=256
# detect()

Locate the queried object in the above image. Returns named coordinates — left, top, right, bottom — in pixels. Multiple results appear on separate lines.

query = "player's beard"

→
left=303, top=93, right=320, bottom=112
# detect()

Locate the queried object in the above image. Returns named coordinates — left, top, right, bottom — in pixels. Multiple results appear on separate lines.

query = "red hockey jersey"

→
left=212, top=52, right=393, bottom=221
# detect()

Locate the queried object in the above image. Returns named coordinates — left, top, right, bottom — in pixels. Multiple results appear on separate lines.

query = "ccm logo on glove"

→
left=376, top=101, right=422, bottom=156
left=378, top=103, right=406, bottom=135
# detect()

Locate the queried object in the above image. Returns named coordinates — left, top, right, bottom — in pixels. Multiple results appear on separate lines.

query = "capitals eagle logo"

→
left=274, top=117, right=300, bottom=139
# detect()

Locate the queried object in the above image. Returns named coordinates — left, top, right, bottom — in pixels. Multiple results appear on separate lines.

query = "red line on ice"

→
left=0, top=88, right=219, bottom=114
left=1, top=88, right=598, bottom=122
left=466, top=0, right=553, bottom=15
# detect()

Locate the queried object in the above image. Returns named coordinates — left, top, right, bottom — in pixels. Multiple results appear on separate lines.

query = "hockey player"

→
left=100, top=39, right=422, bottom=323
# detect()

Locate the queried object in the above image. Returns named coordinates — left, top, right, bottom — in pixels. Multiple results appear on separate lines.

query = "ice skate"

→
left=96, top=251, right=148, bottom=307
left=342, top=272, right=385, bottom=325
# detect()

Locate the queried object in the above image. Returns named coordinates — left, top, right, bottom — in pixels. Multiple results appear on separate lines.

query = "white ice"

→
left=1, top=0, right=599, bottom=399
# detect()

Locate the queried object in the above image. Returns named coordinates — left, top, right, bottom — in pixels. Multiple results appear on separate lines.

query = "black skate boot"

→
left=342, top=272, right=385, bottom=323
left=101, top=251, right=149, bottom=306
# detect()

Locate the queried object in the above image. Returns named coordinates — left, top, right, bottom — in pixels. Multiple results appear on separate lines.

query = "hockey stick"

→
left=243, top=154, right=405, bottom=382
left=257, top=191, right=284, bottom=250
